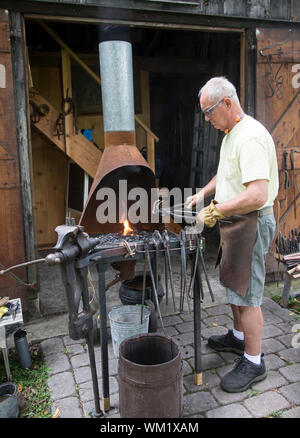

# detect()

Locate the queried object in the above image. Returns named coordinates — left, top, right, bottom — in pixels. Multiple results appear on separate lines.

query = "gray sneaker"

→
left=207, top=330, right=245, bottom=355
left=221, top=354, right=267, bottom=393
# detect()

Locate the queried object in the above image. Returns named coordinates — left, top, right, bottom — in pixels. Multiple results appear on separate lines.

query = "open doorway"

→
left=25, top=20, right=242, bottom=246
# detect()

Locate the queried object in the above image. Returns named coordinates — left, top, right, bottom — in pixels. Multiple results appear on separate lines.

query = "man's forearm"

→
left=203, top=175, right=217, bottom=198
left=216, top=180, right=269, bottom=217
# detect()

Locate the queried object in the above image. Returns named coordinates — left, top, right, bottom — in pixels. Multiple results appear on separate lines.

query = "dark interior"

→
left=120, top=334, right=179, bottom=366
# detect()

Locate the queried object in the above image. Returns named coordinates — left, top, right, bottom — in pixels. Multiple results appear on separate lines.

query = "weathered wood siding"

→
left=2, top=1, right=300, bottom=24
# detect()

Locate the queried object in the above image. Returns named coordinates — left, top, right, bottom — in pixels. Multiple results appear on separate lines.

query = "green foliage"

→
left=0, top=345, right=52, bottom=418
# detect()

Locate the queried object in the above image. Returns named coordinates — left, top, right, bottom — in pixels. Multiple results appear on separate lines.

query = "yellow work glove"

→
left=196, top=200, right=225, bottom=227
left=0, top=306, right=8, bottom=319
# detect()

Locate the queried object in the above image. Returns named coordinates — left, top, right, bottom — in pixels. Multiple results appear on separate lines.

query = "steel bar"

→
left=78, top=264, right=103, bottom=417
left=140, top=252, right=147, bottom=324
left=165, top=244, right=177, bottom=312
left=197, top=237, right=215, bottom=303
left=96, top=262, right=110, bottom=412
left=193, top=251, right=203, bottom=386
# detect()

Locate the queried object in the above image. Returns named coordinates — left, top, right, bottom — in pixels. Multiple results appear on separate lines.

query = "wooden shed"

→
left=0, top=0, right=300, bottom=316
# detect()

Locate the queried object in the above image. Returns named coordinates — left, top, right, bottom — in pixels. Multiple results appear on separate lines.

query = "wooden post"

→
left=239, top=31, right=246, bottom=109
left=245, top=28, right=257, bottom=117
left=147, top=133, right=155, bottom=175
left=9, top=11, right=38, bottom=303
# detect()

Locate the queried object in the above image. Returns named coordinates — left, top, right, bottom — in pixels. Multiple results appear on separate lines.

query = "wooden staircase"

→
left=30, top=93, right=102, bottom=178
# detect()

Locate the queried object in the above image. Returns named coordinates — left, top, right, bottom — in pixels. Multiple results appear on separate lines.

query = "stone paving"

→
left=38, top=296, right=300, bottom=419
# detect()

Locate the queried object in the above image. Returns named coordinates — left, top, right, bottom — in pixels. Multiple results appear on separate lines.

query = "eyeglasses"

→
left=202, top=98, right=225, bottom=117
left=202, top=95, right=233, bottom=118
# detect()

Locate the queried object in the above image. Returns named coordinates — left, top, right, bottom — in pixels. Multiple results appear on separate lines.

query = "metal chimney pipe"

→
left=79, top=39, right=159, bottom=234
left=99, top=40, right=135, bottom=133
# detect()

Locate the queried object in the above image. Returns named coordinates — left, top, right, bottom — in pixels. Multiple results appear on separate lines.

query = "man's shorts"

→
left=225, top=210, right=276, bottom=307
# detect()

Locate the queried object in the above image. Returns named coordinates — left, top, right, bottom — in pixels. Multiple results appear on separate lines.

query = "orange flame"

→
left=120, top=201, right=133, bottom=235
left=123, top=219, right=133, bottom=235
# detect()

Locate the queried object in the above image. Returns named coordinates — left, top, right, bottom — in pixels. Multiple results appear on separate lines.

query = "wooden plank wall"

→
left=31, top=130, right=68, bottom=247
left=0, top=10, right=27, bottom=307
left=256, top=27, right=300, bottom=235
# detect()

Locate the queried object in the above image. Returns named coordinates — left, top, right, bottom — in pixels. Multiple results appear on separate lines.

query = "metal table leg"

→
left=280, top=271, right=292, bottom=308
left=0, top=327, right=12, bottom=381
left=96, top=262, right=110, bottom=412
left=193, top=254, right=202, bottom=386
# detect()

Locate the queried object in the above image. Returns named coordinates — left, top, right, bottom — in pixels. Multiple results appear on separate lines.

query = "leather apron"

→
left=216, top=211, right=258, bottom=296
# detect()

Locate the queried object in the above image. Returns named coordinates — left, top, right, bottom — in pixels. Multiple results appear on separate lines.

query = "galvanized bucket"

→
left=108, top=305, right=150, bottom=356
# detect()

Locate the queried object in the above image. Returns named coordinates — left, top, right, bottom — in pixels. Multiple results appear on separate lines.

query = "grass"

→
left=271, top=294, right=300, bottom=314
left=0, top=344, right=52, bottom=418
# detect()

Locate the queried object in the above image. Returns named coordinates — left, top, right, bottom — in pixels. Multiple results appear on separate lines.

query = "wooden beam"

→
left=38, top=21, right=101, bottom=85
left=147, top=133, right=155, bottom=174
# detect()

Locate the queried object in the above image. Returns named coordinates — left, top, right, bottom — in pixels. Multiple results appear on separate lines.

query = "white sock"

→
left=244, top=352, right=261, bottom=365
left=233, top=328, right=244, bottom=341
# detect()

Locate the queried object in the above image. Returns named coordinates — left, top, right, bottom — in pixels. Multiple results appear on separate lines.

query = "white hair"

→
left=198, top=76, right=240, bottom=105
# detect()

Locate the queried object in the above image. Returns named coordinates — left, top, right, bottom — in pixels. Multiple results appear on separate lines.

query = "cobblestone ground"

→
left=39, top=296, right=300, bottom=419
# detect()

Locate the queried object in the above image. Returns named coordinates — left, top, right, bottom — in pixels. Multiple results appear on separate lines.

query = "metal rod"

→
left=0, top=258, right=46, bottom=275
left=165, top=245, right=177, bottom=312
left=140, top=252, right=147, bottom=324
left=145, top=243, right=165, bottom=332
left=193, top=252, right=202, bottom=386
left=198, top=243, right=215, bottom=303
left=164, top=252, right=169, bottom=306
left=96, top=263, right=110, bottom=412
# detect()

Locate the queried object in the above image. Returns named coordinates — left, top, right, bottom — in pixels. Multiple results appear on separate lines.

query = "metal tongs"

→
left=186, top=234, right=215, bottom=304
left=142, top=236, right=165, bottom=332
left=152, top=199, right=198, bottom=222
left=161, top=230, right=177, bottom=312
left=152, top=199, right=232, bottom=225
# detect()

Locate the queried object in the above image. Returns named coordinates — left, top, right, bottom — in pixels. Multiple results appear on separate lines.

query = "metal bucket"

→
left=119, top=333, right=182, bottom=418
left=108, top=305, right=150, bottom=356
left=0, top=382, right=19, bottom=418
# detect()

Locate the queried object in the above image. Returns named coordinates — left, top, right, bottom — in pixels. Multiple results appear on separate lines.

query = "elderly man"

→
left=186, top=77, right=278, bottom=393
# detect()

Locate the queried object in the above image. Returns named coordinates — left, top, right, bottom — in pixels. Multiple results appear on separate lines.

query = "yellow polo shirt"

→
left=215, top=115, right=279, bottom=208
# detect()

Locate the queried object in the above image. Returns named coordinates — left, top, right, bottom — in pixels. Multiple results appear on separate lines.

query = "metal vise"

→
left=45, top=225, right=100, bottom=340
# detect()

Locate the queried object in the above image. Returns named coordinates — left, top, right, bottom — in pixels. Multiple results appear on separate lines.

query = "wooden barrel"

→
left=118, top=333, right=182, bottom=418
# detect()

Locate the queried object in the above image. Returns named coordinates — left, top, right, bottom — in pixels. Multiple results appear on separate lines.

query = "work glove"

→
left=196, top=200, right=225, bottom=227
left=0, top=306, right=8, bottom=319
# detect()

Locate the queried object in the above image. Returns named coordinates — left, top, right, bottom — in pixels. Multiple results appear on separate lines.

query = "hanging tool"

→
left=196, top=235, right=215, bottom=303
left=164, top=244, right=169, bottom=307
left=290, top=149, right=300, bottom=219
left=186, top=240, right=199, bottom=302
left=179, top=230, right=188, bottom=313
left=152, top=230, right=162, bottom=292
left=62, top=88, right=79, bottom=134
left=161, top=230, right=177, bottom=312
left=283, top=150, right=290, bottom=201
left=144, top=240, right=165, bottom=332
left=140, top=246, right=147, bottom=324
